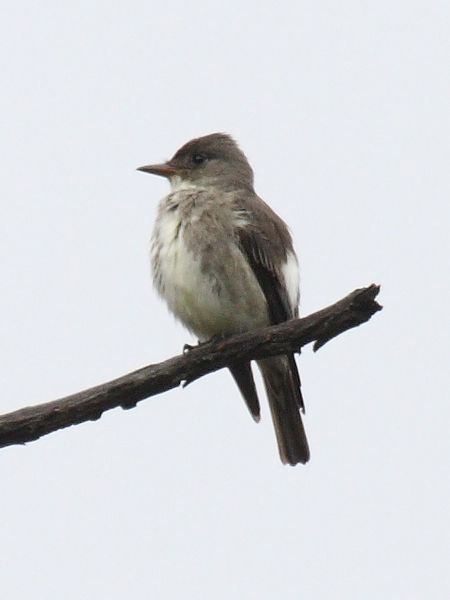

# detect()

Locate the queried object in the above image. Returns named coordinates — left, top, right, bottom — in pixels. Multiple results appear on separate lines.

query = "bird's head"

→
left=138, top=133, right=254, bottom=192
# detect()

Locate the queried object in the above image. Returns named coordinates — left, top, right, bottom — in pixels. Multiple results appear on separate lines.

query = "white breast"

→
left=151, top=193, right=269, bottom=340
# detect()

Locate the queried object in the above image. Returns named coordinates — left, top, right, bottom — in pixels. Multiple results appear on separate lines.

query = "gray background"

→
left=1, top=1, right=449, bottom=598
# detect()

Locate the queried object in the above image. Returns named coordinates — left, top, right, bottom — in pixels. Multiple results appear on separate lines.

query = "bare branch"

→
left=0, top=284, right=381, bottom=449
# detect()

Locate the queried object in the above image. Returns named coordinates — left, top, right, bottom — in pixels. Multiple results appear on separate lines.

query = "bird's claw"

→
left=182, top=376, right=194, bottom=388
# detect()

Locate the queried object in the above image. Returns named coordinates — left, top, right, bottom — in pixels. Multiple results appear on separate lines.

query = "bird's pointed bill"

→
left=137, top=163, right=178, bottom=178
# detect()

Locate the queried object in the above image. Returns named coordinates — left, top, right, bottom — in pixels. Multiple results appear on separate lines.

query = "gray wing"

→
left=234, top=194, right=304, bottom=413
left=234, top=195, right=297, bottom=323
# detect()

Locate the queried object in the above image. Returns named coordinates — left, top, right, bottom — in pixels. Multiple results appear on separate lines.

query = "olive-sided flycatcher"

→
left=138, top=133, right=309, bottom=465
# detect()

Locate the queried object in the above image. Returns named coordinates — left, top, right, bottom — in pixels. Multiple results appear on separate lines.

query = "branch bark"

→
left=0, top=284, right=381, bottom=450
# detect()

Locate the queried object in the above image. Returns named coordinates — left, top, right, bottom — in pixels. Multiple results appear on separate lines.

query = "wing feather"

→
left=234, top=195, right=305, bottom=413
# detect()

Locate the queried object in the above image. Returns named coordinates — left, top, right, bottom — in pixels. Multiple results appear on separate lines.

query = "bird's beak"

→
left=137, top=162, right=178, bottom=178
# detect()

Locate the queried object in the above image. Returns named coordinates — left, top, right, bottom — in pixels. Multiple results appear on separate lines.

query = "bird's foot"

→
left=183, top=342, right=197, bottom=354
left=183, top=335, right=227, bottom=355
left=181, top=335, right=228, bottom=387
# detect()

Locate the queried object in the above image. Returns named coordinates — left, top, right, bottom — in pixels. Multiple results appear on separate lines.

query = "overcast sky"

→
left=1, top=2, right=449, bottom=598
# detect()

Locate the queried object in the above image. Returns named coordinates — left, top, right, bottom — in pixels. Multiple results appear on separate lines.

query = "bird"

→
left=138, top=133, right=309, bottom=465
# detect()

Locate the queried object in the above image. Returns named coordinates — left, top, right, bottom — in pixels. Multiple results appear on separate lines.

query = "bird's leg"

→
left=182, top=335, right=228, bottom=387
left=182, top=342, right=199, bottom=354
left=183, top=334, right=227, bottom=354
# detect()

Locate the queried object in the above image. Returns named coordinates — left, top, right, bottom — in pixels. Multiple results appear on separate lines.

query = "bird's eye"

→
left=192, top=153, right=207, bottom=165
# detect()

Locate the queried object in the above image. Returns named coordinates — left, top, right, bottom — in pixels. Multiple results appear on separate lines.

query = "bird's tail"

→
left=229, top=362, right=261, bottom=422
left=257, top=355, right=310, bottom=465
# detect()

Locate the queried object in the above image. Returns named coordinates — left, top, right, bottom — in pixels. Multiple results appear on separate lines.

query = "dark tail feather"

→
left=287, top=353, right=305, bottom=412
left=229, top=362, right=260, bottom=422
left=258, top=355, right=310, bottom=465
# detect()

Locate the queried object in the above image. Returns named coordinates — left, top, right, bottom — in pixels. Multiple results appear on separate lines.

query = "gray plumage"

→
left=138, top=133, right=310, bottom=465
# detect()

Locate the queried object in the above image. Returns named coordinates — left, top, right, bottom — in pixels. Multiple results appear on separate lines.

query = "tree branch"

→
left=0, top=284, right=381, bottom=449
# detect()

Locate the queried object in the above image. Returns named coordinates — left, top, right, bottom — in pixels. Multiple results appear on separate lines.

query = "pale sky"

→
left=1, top=2, right=449, bottom=598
